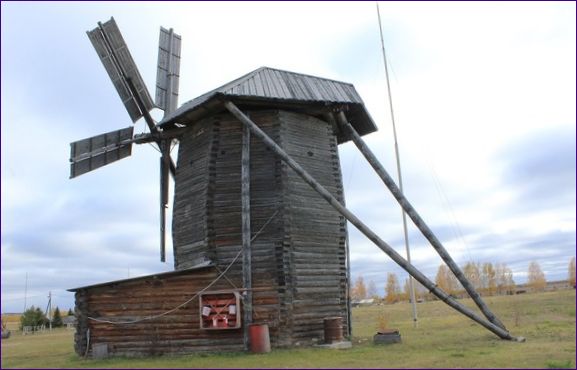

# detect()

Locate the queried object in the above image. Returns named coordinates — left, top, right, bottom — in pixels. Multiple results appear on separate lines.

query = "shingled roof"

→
left=159, top=67, right=377, bottom=142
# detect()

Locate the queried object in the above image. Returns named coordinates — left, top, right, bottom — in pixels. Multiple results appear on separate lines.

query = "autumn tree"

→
left=351, top=275, right=367, bottom=300
left=568, top=257, right=575, bottom=288
left=385, top=273, right=400, bottom=304
left=462, top=262, right=481, bottom=290
left=402, top=277, right=414, bottom=302
left=481, top=262, right=497, bottom=296
left=527, top=261, right=546, bottom=292
left=495, top=262, right=515, bottom=295
left=435, top=265, right=459, bottom=296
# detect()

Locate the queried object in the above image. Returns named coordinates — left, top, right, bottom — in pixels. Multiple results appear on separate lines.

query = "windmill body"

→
left=69, top=18, right=377, bottom=356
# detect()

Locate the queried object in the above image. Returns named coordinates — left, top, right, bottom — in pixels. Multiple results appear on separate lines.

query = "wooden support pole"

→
left=159, top=141, right=170, bottom=263
left=241, top=123, right=252, bottom=351
left=223, top=100, right=521, bottom=341
left=335, top=111, right=506, bottom=331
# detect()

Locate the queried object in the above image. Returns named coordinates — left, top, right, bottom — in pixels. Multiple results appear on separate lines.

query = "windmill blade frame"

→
left=156, top=27, right=181, bottom=114
left=87, top=17, right=155, bottom=123
left=69, top=126, right=134, bottom=178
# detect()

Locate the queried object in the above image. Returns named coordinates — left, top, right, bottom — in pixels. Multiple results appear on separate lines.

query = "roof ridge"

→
left=258, top=66, right=355, bottom=87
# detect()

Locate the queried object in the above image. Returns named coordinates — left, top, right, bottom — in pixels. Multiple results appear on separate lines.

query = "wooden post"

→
left=223, top=100, right=520, bottom=341
left=241, top=123, right=252, bottom=351
left=159, top=141, right=170, bottom=263
left=335, top=111, right=506, bottom=331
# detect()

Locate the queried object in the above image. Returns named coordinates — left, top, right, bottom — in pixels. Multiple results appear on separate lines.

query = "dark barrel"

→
left=323, top=317, right=343, bottom=343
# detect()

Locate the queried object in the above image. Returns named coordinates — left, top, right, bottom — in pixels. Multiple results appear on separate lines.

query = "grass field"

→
left=1, top=290, right=575, bottom=368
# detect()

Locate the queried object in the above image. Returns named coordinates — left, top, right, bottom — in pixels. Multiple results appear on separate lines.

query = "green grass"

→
left=1, top=290, right=575, bottom=368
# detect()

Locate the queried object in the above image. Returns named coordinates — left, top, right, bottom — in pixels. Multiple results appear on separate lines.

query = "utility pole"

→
left=47, top=291, right=52, bottom=331
left=376, top=2, right=418, bottom=327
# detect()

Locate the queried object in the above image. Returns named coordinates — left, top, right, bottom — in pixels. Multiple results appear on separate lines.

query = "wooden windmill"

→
left=69, top=18, right=520, bottom=359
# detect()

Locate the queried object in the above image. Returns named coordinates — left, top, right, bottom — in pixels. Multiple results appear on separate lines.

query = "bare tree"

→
left=384, top=273, right=400, bottom=304
left=403, top=277, right=413, bottom=302
left=495, top=262, right=516, bottom=295
left=367, top=279, right=379, bottom=299
left=527, top=261, right=547, bottom=292
left=569, top=257, right=576, bottom=288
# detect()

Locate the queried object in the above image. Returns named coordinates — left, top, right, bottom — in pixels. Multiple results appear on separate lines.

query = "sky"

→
left=1, top=1, right=575, bottom=314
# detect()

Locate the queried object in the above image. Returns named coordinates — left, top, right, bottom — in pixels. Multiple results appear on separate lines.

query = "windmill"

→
left=69, top=18, right=182, bottom=262
left=68, top=17, right=522, bottom=358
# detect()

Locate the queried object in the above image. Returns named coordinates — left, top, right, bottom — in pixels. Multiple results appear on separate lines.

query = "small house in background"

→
left=69, top=67, right=377, bottom=357
left=62, top=315, right=76, bottom=330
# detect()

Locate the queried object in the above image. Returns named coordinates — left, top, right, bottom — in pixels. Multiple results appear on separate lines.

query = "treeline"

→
left=352, top=257, right=576, bottom=304
left=18, top=306, right=72, bottom=329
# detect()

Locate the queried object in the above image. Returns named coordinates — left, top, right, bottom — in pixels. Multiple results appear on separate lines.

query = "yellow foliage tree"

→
left=462, top=262, right=481, bottom=290
left=384, top=273, right=400, bottom=304
left=351, top=275, right=367, bottom=300
left=527, top=261, right=546, bottom=292
left=435, top=264, right=459, bottom=296
left=481, top=262, right=497, bottom=296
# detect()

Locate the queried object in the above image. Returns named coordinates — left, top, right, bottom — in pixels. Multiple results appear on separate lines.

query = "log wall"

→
left=74, top=267, right=244, bottom=357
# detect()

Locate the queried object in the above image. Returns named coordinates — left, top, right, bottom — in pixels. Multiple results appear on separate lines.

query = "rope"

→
left=87, top=210, right=279, bottom=325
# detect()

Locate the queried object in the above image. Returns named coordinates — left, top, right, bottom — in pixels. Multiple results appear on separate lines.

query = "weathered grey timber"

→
left=72, top=18, right=376, bottom=356
left=241, top=124, right=252, bottom=350
left=71, top=266, right=246, bottom=356
left=169, top=108, right=348, bottom=347
left=72, top=105, right=355, bottom=355
left=334, top=111, right=506, bottom=331
left=223, top=101, right=520, bottom=341
left=158, top=67, right=376, bottom=141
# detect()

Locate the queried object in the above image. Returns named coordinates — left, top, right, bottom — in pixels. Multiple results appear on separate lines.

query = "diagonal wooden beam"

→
left=335, top=110, right=506, bottom=331
left=223, top=100, right=523, bottom=342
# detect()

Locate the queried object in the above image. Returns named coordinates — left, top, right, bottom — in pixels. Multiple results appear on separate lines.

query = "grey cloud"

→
left=496, top=126, right=576, bottom=212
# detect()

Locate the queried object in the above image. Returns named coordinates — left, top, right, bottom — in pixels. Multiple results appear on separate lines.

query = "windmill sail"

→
left=87, top=17, right=155, bottom=122
left=70, top=126, right=134, bottom=178
left=155, top=27, right=181, bottom=113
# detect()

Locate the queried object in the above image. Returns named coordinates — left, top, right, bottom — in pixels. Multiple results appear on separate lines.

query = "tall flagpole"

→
left=376, top=2, right=418, bottom=328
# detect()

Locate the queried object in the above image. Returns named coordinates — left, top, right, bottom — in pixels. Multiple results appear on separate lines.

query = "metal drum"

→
left=249, top=324, right=271, bottom=353
left=323, top=317, right=344, bottom=343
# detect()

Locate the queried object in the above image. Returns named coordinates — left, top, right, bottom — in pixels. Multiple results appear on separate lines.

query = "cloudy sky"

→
left=1, top=1, right=575, bottom=313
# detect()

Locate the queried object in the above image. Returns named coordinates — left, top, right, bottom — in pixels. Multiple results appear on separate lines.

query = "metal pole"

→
left=376, top=2, right=418, bottom=327
left=223, top=100, right=520, bottom=341
left=336, top=112, right=506, bottom=330
left=23, top=272, right=28, bottom=313
left=48, top=291, right=52, bottom=331
left=241, top=123, right=253, bottom=351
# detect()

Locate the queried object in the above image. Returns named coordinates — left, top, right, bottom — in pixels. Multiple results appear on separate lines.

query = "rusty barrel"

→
left=249, top=324, right=271, bottom=353
left=323, top=316, right=344, bottom=343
